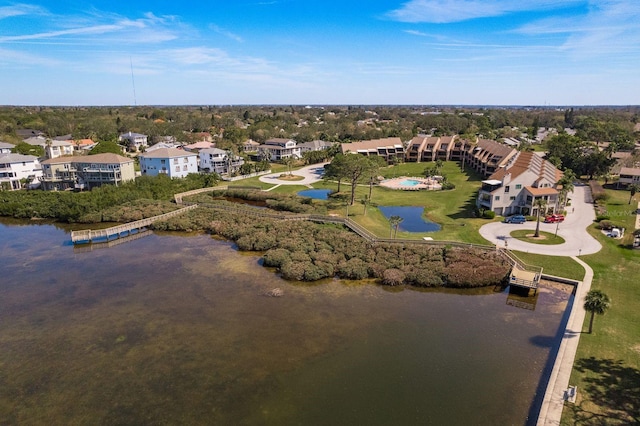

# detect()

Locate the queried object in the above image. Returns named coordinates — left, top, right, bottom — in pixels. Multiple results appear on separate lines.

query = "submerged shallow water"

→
left=0, top=219, right=572, bottom=425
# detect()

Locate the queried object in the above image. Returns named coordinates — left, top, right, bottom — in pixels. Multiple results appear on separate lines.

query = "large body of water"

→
left=0, top=219, right=573, bottom=425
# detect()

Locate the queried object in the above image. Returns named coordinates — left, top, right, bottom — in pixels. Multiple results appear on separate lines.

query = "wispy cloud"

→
left=0, top=4, right=46, bottom=20
left=404, top=29, right=429, bottom=37
left=387, top=0, right=582, bottom=23
left=0, top=10, right=179, bottom=44
left=514, top=0, right=640, bottom=57
left=209, top=24, right=243, bottom=42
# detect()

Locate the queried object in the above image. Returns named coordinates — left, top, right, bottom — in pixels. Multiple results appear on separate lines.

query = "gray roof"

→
left=0, top=141, right=15, bottom=149
left=41, top=153, right=133, bottom=165
left=0, top=153, right=39, bottom=163
left=199, top=147, right=227, bottom=155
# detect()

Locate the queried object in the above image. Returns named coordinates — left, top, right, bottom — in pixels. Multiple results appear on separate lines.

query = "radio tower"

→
left=130, top=57, right=137, bottom=106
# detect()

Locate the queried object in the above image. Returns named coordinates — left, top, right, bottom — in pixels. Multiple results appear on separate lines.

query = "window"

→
left=173, top=158, right=179, bottom=164
left=504, top=186, right=510, bottom=193
left=494, top=196, right=500, bottom=201
left=509, top=196, right=516, bottom=201
left=515, top=184, right=522, bottom=189
left=175, top=166, right=180, bottom=172
left=161, top=159, right=166, bottom=164
left=183, top=165, right=188, bottom=171
left=184, top=157, right=188, bottom=163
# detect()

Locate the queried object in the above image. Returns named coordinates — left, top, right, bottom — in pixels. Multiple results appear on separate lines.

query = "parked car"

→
left=504, top=215, right=526, bottom=224
left=544, top=214, right=565, bottom=223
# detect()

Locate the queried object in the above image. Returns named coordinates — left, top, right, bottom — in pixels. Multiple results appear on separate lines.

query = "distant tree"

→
left=89, top=141, right=123, bottom=155
left=281, top=156, right=295, bottom=176
left=324, top=154, right=349, bottom=193
left=11, top=142, right=44, bottom=157
left=361, top=195, right=370, bottom=216
left=584, top=290, right=611, bottom=334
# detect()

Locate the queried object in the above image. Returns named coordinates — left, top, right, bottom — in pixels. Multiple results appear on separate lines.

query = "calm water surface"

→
left=379, top=206, right=442, bottom=232
left=0, top=219, right=572, bottom=425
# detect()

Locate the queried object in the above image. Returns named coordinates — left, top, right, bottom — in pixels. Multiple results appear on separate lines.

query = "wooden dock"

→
left=71, top=205, right=197, bottom=244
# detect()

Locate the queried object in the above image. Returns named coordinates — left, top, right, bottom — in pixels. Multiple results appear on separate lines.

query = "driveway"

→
left=259, top=163, right=328, bottom=186
left=479, top=184, right=602, bottom=256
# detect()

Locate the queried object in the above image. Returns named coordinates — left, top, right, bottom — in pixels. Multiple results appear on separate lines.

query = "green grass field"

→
left=561, top=188, right=640, bottom=425
left=510, top=229, right=566, bottom=245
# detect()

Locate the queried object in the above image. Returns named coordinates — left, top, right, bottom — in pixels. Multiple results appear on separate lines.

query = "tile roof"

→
left=0, top=153, right=39, bottom=163
left=341, top=137, right=403, bottom=153
left=620, top=167, right=640, bottom=176
left=41, top=153, right=133, bottom=165
left=524, top=186, right=559, bottom=196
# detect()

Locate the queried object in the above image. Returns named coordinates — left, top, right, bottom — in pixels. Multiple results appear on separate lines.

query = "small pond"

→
left=297, top=188, right=333, bottom=200
left=378, top=206, right=441, bottom=232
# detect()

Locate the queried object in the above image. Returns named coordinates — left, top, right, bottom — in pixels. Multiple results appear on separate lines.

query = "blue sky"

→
left=1, top=0, right=638, bottom=105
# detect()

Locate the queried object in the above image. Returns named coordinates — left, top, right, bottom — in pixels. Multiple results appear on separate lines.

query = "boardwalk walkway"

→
left=70, top=205, right=198, bottom=244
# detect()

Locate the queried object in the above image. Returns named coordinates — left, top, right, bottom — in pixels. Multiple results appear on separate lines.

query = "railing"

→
left=71, top=204, right=198, bottom=244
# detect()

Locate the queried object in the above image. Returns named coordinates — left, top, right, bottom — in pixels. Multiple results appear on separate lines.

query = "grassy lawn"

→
left=561, top=187, right=640, bottom=425
left=510, top=251, right=586, bottom=281
left=316, top=161, right=494, bottom=244
left=509, top=229, right=566, bottom=245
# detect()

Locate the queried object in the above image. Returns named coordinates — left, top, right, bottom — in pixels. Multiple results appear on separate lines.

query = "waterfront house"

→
left=340, top=137, right=404, bottom=164
left=258, top=138, right=301, bottom=161
left=184, top=141, right=216, bottom=152
left=477, top=151, right=563, bottom=217
left=199, top=148, right=245, bottom=175
left=40, top=153, right=135, bottom=191
left=0, top=153, right=42, bottom=190
left=139, top=148, right=198, bottom=179
left=118, top=132, right=148, bottom=152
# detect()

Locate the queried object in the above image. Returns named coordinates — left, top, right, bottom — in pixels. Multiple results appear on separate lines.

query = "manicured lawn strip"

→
left=560, top=188, right=640, bottom=425
left=510, top=251, right=586, bottom=281
left=509, top=230, right=566, bottom=245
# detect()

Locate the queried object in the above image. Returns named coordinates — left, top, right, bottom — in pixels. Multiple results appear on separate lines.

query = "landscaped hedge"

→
left=156, top=207, right=511, bottom=288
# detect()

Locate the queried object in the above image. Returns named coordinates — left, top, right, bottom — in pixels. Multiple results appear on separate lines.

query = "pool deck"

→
left=380, top=176, right=442, bottom=191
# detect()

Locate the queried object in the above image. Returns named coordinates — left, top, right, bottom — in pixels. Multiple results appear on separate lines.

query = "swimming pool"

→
left=399, top=179, right=422, bottom=187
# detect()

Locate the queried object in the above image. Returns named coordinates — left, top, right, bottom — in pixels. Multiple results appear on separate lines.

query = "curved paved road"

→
left=259, top=163, right=328, bottom=186
left=479, top=184, right=602, bottom=256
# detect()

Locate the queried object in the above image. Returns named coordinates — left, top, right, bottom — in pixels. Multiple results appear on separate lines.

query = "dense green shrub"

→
left=482, top=210, right=496, bottom=219
left=589, top=180, right=608, bottom=202
left=382, top=268, right=406, bottom=286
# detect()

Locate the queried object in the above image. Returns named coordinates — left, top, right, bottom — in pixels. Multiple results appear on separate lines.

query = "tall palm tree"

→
left=533, top=198, right=547, bottom=238
left=628, top=184, right=639, bottom=205
left=389, top=215, right=403, bottom=239
left=584, top=290, right=611, bottom=334
left=557, top=169, right=576, bottom=210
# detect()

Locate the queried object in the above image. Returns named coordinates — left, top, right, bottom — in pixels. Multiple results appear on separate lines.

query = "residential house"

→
left=477, top=151, right=563, bottom=217
left=199, top=148, right=245, bottom=175
left=258, top=138, right=301, bottom=161
left=45, top=140, right=74, bottom=159
left=0, top=153, right=42, bottom=190
left=40, top=153, right=135, bottom=191
left=242, top=139, right=260, bottom=152
left=340, top=137, right=404, bottom=164
left=0, top=141, right=14, bottom=154
left=145, top=142, right=183, bottom=153
left=118, top=132, right=148, bottom=152
left=139, top=148, right=198, bottom=179
left=72, top=139, right=97, bottom=153
left=618, top=167, right=640, bottom=187
left=297, top=140, right=333, bottom=153
left=16, top=129, right=44, bottom=139
left=466, top=139, right=518, bottom=177
left=184, top=141, right=216, bottom=152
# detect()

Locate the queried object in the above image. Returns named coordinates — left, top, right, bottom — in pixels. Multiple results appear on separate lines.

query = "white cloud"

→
left=387, top=0, right=582, bottom=23
left=209, top=24, right=244, bottom=42
left=0, top=4, right=46, bottom=20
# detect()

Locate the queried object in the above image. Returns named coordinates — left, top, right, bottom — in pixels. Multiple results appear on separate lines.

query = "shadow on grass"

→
left=564, top=357, right=640, bottom=425
left=447, top=193, right=480, bottom=220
